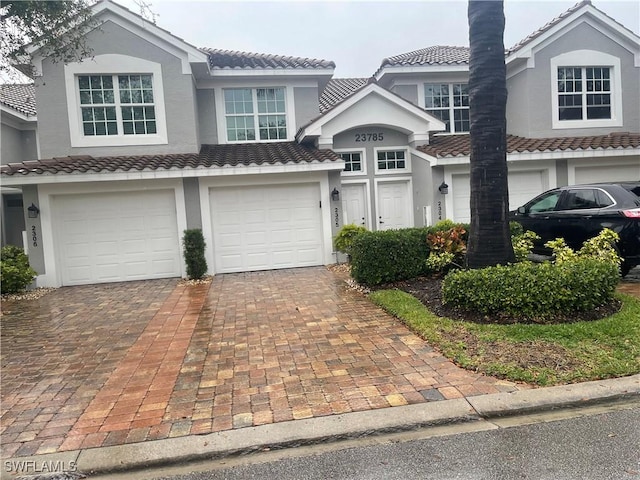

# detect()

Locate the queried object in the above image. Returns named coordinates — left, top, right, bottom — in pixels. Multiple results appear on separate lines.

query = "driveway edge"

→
left=2, top=375, right=638, bottom=478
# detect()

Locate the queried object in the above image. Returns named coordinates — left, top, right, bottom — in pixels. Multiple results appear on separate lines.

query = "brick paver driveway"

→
left=1, top=267, right=525, bottom=459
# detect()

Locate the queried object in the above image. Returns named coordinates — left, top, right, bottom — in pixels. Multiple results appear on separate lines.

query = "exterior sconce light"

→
left=27, top=203, right=40, bottom=218
left=438, top=182, right=449, bottom=195
left=331, top=187, right=340, bottom=201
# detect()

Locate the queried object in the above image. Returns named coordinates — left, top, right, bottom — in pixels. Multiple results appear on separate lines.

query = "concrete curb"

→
left=3, top=374, right=639, bottom=479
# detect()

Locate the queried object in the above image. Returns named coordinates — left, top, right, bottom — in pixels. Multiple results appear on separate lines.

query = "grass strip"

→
left=370, top=289, right=640, bottom=386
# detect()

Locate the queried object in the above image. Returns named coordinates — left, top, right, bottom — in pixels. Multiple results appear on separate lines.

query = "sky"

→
left=113, top=0, right=640, bottom=78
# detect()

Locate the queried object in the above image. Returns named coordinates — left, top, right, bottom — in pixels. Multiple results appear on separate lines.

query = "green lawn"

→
left=370, top=289, right=640, bottom=386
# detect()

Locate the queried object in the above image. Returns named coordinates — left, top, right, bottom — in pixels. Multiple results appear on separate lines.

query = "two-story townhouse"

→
left=365, top=0, right=640, bottom=223
left=2, top=0, right=639, bottom=288
left=0, top=0, right=354, bottom=287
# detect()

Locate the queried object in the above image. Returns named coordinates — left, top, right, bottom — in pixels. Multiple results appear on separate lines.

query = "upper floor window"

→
left=557, top=67, right=611, bottom=121
left=424, top=83, right=469, bottom=133
left=550, top=50, right=622, bottom=130
left=224, top=87, right=287, bottom=142
left=64, top=54, right=168, bottom=147
left=79, top=74, right=157, bottom=136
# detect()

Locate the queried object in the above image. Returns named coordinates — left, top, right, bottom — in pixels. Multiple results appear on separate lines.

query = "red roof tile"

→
left=1, top=142, right=342, bottom=177
left=418, top=132, right=640, bottom=158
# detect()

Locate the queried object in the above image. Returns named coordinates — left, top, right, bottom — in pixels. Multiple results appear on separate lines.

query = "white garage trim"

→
left=36, top=179, right=186, bottom=287
left=568, top=157, right=640, bottom=184
left=199, top=172, right=333, bottom=274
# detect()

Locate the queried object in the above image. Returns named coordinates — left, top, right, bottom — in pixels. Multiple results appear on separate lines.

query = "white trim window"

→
left=424, top=83, right=469, bottom=133
left=557, top=67, right=611, bottom=121
left=79, top=74, right=157, bottom=136
left=340, top=152, right=363, bottom=173
left=224, top=87, right=287, bottom=142
left=550, top=50, right=622, bottom=129
left=64, top=54, right=168, bottom=147
left=374, top=148, right=410, bottom=174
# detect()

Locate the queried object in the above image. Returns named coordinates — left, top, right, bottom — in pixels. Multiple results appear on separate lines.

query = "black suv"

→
left=510, top=182, right=640, bottom=276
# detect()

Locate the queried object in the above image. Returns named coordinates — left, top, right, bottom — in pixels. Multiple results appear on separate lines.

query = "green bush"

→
left=334, top=224, right=367, bottom=256
left=182, top=229, right=207, bottom=279
left=350, top=228, right=431, bottom=285
left=442, top=259, right=619, bottom=322
left=349, top=222, right=470, bottom=286
left=1, top=245, right=37, bottom=294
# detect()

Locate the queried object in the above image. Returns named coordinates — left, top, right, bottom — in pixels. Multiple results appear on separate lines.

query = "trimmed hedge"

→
left=442, top=258, right=620, bottom=322
left=182, top=229, right=207, bottom=279
left=350, top=224, right=469, bottom=286
left=1, top=245, right=37, bottom=294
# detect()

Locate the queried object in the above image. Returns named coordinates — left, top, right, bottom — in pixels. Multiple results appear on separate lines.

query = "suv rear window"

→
left=621, top=184, right=640, bottom=198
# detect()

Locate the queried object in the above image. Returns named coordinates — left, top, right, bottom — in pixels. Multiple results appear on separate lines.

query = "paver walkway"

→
left=3, top=265, right=581, bottom=459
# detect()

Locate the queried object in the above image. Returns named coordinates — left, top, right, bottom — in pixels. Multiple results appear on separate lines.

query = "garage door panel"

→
left=451, top=171, right=546, bottom=223
left=54, top=190, right=181, bottom=285
left=210, top=183, right=323, bottom=273
left=575, top=165, right=640, bottom=184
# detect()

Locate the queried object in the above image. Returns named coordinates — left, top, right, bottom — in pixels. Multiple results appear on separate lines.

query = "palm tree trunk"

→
left=466, top=0, right=515, bottom=269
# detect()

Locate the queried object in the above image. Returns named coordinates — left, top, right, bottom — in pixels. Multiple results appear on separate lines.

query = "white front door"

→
left=376, top=181, right=411, bottom=230
left=210, top=183, right=324, bottom=273
left=342, top=183, right=368, bottom=228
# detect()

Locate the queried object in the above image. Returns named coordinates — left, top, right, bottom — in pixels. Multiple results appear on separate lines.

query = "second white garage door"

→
left=53, top=189, right=181, bottom=286
left=574, top=164, right=640, bottom=184
left=451, top=170, right=547, bottom=223
left=210, top=183, right=324, bottom=273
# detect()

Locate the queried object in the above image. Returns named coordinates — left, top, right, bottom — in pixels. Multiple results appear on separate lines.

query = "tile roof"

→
left=506, top=0, right=591, bottom=55
left=0, top=142, right=342, bottom=177
left=375, top=46, right=470, bottom=76
left=319, top=78, right=370, bottom=113
left=0, top=84, right=37, bottom=117
left=202, top=48, right=335, bottom=70
left=418, top=132, right=640, bottom=158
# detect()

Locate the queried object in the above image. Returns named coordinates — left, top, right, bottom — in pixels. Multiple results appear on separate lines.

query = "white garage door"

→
left=451, top=170, right=546, bottom=223
left=54, top=190, right=181, bottom=286
left=210, top=183, right=324, bottom=273
left=574, top=164, right=640, bottom=184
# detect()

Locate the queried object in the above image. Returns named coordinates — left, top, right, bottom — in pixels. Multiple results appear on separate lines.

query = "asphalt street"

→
left=101, top=402, right=639, bottom=480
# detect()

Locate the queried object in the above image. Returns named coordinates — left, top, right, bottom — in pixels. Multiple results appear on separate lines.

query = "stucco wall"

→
left=294, top=86, right=321, bottom=129
left=36, top=20, right=200, bottom=158
left=196, top=88, right=218, bottom=145
left=1, top=123, right=38, bottom=164
left=507, top=21, right=640, bottom=137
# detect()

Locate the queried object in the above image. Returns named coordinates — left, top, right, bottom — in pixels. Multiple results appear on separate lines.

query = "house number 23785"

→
left=355, top=132, right=384, bottom=142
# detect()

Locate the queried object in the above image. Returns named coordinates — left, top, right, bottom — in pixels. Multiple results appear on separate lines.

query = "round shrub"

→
left=442, top=258, right=620, bottom=323
left=334, top=224, right=367, bottom=257
left=1, top=245, right=37, bottom=294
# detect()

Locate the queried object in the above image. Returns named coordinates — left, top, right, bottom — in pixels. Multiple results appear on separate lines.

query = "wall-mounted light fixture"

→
left=331, top=187, right=340, bottom=201
left=27, top=203, right=40, bottom=218
left=438, top=182, right=449, bottom=195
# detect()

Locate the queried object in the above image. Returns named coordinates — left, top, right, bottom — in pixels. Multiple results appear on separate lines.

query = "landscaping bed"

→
left=389, top=274, right=621, bottom=325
